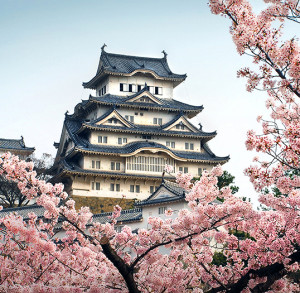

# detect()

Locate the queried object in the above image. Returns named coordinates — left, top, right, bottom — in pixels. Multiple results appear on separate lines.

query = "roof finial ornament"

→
left=198, top=123, right=203, bottom=131
left=65, top=110, right=69, bottom=116
left=101, top=43, right=107, bottom=52
left=162, top=50, right=167, bottom=59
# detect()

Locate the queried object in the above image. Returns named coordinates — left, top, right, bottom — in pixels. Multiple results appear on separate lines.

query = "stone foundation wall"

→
left=71, top=195, right=135, bottom=213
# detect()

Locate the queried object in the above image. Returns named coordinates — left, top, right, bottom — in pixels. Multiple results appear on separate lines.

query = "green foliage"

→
left=229, top=229, right=256, bottom=241
left=211, top=251, right=227, bottom=266
left=217, top=170, right=239, bottom=194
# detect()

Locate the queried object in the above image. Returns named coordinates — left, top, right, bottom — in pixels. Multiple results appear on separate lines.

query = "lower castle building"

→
left=51, top=47, right=229, bottom=210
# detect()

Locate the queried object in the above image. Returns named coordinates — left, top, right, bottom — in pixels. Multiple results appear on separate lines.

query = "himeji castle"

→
left=51, top=46, right=229, bottom=209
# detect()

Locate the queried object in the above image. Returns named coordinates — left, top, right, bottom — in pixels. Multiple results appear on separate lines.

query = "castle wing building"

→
left=52, top=47, right=229, bottom=201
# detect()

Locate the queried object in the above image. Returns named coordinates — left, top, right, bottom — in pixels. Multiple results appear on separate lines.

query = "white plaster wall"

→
left=72, top=177, right=161, bottom=200
left=107, top=75, right=174, bottom=99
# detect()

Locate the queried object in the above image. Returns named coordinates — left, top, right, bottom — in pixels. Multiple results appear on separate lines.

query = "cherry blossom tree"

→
left=0, top=1, right=300, bottom=292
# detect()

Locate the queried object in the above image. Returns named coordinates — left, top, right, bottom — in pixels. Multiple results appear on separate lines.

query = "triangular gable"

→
left=127, top=91, right=162, bottom=105
left=95, top=110, right=132, bottom=127
left=164, top=116, right=199, bottom=132
left=146, top=186, right=180, bottom=203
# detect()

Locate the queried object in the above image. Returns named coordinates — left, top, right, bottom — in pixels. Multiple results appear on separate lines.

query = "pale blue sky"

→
left=1, top=0, right=294, bottom=202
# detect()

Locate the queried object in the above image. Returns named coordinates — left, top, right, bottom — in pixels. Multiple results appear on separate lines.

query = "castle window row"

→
left=90, top=182, right=141, bottom=193
left=126, top=156, right=174, bottom=172
left=120, top=83, right=162, bottom=95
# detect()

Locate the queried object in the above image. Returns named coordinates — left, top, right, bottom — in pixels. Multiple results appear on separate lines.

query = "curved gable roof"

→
left=83, top=50, right=187, bottom=89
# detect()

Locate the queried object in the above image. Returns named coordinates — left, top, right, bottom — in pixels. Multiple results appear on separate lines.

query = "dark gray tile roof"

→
left=83, top=50, right=186, bottom=89
left=0, top=137, right=35, bottom=152
left=0, top=205, right=45, bottom=220
left=78, top=110, right=216, bottom=139
left=89, top=94, right=203, bottom=112
left=71, top=139, right=229, bottom=163
left=92, top=208, right=142, bottom=224
left=0, top=205, right=142, bottom=226
left=135, top=180, right=186, bottom=207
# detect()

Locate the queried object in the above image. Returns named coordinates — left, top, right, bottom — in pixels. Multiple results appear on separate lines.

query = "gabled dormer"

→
left=126, top=87, right=162, bottom=104
left=163, top=115, right=199, bottom=133
left=92, top=108, right=133, bottom=128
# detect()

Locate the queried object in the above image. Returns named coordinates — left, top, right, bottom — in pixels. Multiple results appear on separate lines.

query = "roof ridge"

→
left=104, top=51, right=164, bottom=61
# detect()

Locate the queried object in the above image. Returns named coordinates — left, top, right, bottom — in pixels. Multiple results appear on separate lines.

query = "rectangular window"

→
left=125, top=115, right=134, bottom=122
left=110, top=183, right=115, bottom=191
left=153, top=118, right=162, bottom=125
left=123, top=138, right=127, bottom=143
left=198, top=168, right=202, bottom=176
left=166, top=141, right=175, bottom=148
left=96, top=182, right=100, bottom=190
left=91, top=182, right=94, bottom=190
left=130, top=185, right=134, bottom=192
left=184, top=167, right=188, bottom=173
left=132, top=84, right=137, bottom=92
left=120, top=83, right=124, bottom=91
left=148, top=86, right=155, bottom=94
left=128, top=84, right=133, bottom=92
left=158, top=207, right=167, bottom=214
left=118, top=138, right=122, bottom=145
left=98, top=136, right=107, bottom=143
left=136, top=185, right=140, bottom=193
left=190, top=143, right=194, bottom=150
left=179, top=167, right=183, bottom=172
left=154, top=87, right=162, bottom=95
left=116, top=184, right=120, bottom=192
left=92, top=160, right=95, bottom=168
left=111, top=162, right=121, bottom=171
left=137, top=85, right=142, bottom=92
left=185, top=143, right=189, bottom=150
left=111, top=162, right=115, bottom=170
left=96, top=161, right=100, bottom=169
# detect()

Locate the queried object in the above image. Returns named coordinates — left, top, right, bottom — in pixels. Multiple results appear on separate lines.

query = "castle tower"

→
left=52, top=47, right=229, bottom=209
